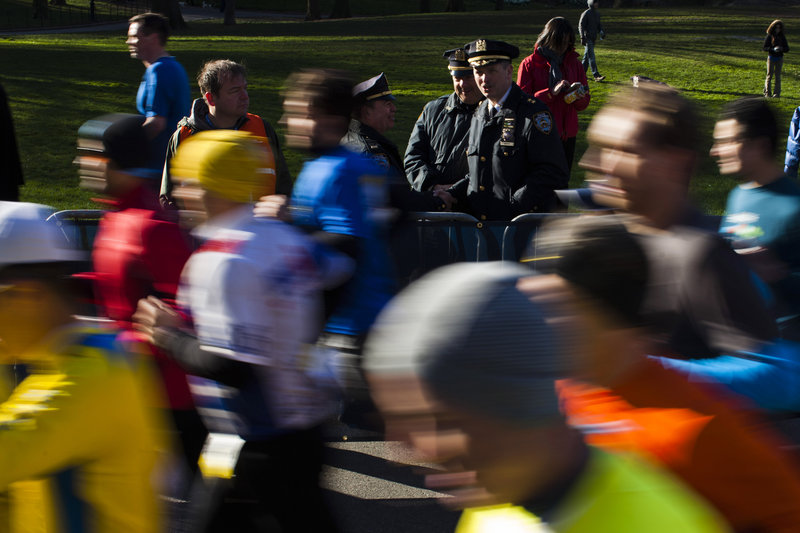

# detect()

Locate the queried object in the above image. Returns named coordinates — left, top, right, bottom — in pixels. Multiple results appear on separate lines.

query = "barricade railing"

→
left=47, top=208, right=590, bottom=286
left=502, top=212, right=581, bottom=263
left=392, top=212, right=485, bottom=288
left=47, top=209, right=105, bottom=252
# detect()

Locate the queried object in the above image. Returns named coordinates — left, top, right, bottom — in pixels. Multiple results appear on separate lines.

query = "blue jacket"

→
left=784, top=106, right=800, bottom=178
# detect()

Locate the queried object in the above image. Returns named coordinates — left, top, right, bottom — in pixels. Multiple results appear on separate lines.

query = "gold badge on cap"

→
left=455, top=49, right=466, bottom=61
left=476, top=39, right=487, bottom=52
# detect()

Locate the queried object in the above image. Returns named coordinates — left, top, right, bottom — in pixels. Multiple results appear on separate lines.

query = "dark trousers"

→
left=188, top=425, right=339, bottom=533
left=562, top=136, right=577, bottom=174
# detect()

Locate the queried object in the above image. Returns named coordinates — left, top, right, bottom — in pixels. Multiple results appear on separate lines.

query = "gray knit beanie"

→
left=364, top=262, right=573, bottom=426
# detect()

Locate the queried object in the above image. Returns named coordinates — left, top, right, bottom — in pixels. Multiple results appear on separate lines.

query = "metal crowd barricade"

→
left=501, top=212, right=581, bottom=263
left=46, top=209, right=105, bottom=317
left=46, top=209, right=105, bottom=252
left=391, top=212, right=486, bottom=288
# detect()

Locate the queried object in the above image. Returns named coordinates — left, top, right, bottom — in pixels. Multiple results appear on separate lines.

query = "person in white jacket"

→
left=134, top=129, right=350, bottom=533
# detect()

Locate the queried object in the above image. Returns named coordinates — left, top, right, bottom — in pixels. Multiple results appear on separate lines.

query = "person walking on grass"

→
left=579, top=0, right=606, bottom=82
left=764, top=19, right=789, bottom=98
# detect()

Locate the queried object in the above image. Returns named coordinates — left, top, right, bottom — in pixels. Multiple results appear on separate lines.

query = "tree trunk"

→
left=329, top=0, right=350, bottom=19
left=306, top=0, right=320, bottom=20
left=151, top=0, right=187, bottom=29
left=223, top=0, right=235, bottom=25
left=420, top=0, right=430, bottom=12
left=444, top=0, right=465, bottom=12
left=495, top=0, right=503, bottom=10
left=32, top=0, right=48, bottom=19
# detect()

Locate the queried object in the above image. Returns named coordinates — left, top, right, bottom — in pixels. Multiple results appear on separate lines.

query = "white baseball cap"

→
left=0, top=202, right=84, bottom=270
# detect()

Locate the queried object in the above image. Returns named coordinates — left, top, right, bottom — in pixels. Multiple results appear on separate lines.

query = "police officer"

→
left=447, top=39, right=569, bottom=221
left=342, top=72, right=403, bottom=175
left=343, top=72, right=448, bottom=212
left=404, top=48, right=483, bottom=192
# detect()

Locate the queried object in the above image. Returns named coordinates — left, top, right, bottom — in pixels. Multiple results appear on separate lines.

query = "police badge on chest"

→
left=500, top=117, right=515, bottom=148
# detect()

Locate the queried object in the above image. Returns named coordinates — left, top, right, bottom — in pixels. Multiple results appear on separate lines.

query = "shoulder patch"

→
left=372, top=154, right=390, bottom=168
left=533, top=111, right=553, bottom=135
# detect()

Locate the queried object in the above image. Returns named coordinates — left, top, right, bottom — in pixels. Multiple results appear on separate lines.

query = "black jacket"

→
left=404, top=92, right=479, bottom=191
left=764, top=33, right=789, bottom=58
left=450, top=84, right=569, bottom=221
left=342, top=119, right=445, bottom=212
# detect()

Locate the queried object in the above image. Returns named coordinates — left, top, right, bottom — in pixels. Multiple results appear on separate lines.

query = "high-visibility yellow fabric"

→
left=0, top=324, right=165, bottom=533
left=456, top=449, right=730, bottom=533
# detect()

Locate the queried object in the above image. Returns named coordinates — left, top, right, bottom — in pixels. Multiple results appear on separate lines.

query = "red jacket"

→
left=93, top=184, right=196, bottom=409
left=517, top=47, right=590, bottom=140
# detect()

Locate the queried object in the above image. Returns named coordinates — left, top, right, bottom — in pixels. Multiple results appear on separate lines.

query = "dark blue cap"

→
left=443, top=48, right=472, bottom=77
left=353, top=72, right=395, bottom=102
left=464, top=39, right=520, bottom=67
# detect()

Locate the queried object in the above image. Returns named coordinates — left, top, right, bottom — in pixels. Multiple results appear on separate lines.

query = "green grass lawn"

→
left=2, top=5, right=800, bottom=211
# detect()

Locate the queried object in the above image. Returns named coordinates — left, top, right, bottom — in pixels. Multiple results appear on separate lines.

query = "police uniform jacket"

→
left=342, top=119, right=446, bottom=212
left=342, top=119, right=404, bottom=176
left=404, top=92, right=478, bottom=191
left=450, top=83, right=569, bottom=221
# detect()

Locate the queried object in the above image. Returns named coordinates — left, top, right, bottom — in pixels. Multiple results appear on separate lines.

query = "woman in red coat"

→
left=517, top=16, right=590, bottom=174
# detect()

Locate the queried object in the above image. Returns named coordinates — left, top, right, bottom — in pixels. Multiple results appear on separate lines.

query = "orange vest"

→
left=178, top=112, right=267, bottom=142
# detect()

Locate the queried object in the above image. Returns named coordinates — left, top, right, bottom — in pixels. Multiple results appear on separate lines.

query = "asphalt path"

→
left=321, top=436, right=461, bottom=533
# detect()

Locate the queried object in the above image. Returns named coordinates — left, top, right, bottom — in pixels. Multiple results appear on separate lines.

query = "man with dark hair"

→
left=444, top=39, right=568, bottom=220
left=75, top=113, right=204, bottom=495
left=160, top=59, right=292, bottom=206
left=579, top=84, right=778, bottom=360
left=404, top=48, right=482, bottom=192
left=259, top=69, right=396, bottom=430
left=574, top=85, right=800, bottom=415
left=712, top=96, right=800, bottom=315
left=127, top=12, right=191, bottom=171
left=528, top=214, right=800, bottom=533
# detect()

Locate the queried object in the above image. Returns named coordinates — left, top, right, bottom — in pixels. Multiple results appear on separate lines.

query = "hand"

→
left=553, top=80, right=571, bottom=95
left=253, top=194, right=289, bottom=221
left=433, top=184, right=454, bottom=192
left=433, top=189, right=455, bottom=210
left=132, top=296, right=186, bottom=345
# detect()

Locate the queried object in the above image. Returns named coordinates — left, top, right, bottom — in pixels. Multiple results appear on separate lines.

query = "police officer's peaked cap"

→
left=464, top=39, right=520, bottom=67
left=443, top=48, right=473, bottom=77
left=353, top=72, right=395, bottom=103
